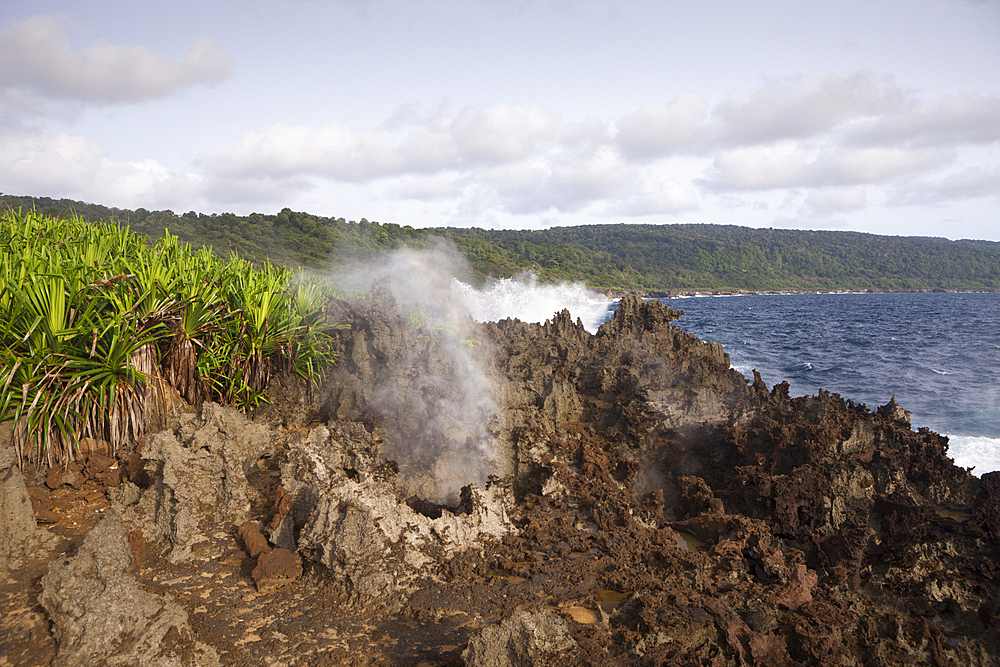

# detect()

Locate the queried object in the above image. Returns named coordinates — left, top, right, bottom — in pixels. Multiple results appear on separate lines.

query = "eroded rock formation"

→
left=0, top=445, right=57, bottom=578
left=6, top=291, right=998, bottom=666
left=38, top=511, right=219, bottom=667
left=277, top=420, right=517, bottom=609
left=115, top=402, right=278, bottom=563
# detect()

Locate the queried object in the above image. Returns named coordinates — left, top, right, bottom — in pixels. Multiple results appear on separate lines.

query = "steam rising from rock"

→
left=330, top=245, right=497, bottom=503
left=329, top=245, right=612, bottom=503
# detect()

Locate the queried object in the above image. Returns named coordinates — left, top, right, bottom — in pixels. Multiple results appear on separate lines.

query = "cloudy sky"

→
left=2, top=0, right=998, bottom=240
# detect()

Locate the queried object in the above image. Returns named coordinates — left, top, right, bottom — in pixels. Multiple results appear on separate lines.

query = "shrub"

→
left=0, top=209, right=338, bottom=468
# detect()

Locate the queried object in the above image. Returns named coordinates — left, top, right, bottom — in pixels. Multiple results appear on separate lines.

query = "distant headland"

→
left=4, top=193, right=1000, bottom=293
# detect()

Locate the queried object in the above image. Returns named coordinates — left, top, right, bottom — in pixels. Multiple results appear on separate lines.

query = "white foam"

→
left=947, top=434, right=1000, bottom=475
left=452, top=274, right=614, bottom=333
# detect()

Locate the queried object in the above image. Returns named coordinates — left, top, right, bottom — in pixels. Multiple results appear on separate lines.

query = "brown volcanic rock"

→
left=45, top=461, right=84, bottom=489
left=468, top=296, right=997, bottom=665
left=251, top=547, right=301, bottom=593
left=238, top=520, right=271, bottom=558
left=21, top=289, right=1000, bottom=665
left=39, top=511, right=219, bottom=667
left=482, top=296, right=755, bottom=509
left=486, top=296, right=751, bottom=432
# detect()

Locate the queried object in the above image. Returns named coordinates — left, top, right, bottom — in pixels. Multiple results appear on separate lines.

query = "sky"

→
left=1, top=0, right=998, bottom=240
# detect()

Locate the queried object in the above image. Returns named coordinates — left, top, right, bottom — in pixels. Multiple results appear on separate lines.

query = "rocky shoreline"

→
left=602, top=287, right=1000, bottom=299
left=2, top=293, right=998, bottom=666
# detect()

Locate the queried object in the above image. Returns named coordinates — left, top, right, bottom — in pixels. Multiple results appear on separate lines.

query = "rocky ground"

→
left=2, top=291, right=999, bottom=666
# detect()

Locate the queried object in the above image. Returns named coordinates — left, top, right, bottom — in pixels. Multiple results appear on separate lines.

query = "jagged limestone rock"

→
left=39, top=511, right=219, bottom=667
left=0, top=458, right=56, bottom=578
left=285, top=423, right=517, bottom=608
left=463, top=608, right=579, bottom=667
left=119, top=402, right=277, bottom=563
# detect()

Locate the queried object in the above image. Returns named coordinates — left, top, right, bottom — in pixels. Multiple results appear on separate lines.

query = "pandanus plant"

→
left=216, top=260, right=336, bottom=409
left=0, top=211, right=175, bottom=465
left=0, top=209, right=337, bottom=468
left=155, top=235, right=227, bottom=406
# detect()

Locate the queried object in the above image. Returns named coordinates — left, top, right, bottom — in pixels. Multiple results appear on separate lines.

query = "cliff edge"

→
left=2, top=294, right=996, bottom=666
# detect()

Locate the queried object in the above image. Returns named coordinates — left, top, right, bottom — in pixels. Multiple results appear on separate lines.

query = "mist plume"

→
left=331, top=243, right=503, bottom=504
left=329, top=243, right=613, bottom=503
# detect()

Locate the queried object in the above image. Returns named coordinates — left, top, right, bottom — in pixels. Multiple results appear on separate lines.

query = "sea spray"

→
left=328, top=247, right=618, bottom=501
left=452, top=273, right=614, bottom=333
left=946, top=435, right=1000, bottom=475
left=330, top=245, right=503, bottom=504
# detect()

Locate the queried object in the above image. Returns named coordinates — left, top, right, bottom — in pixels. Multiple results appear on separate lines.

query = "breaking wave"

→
left=947, top=435, right=1000, bottom=475
left=453, top=274, right=614, bottom=333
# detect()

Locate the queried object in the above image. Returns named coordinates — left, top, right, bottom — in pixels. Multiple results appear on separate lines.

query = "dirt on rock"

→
left=2, top=292, right=999, bottom=666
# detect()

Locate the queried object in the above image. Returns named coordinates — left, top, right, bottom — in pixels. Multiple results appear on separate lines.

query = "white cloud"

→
left=803, top=187, right=867, bottom=214
left=483, top=146, right=635, bottom=215
left=615, top=93, right=708, bottom=159
left=200, top=172, right=313, bottom=210
left=185, top=73, right=1000, bottom=223
left=383, top=173, right=467, bottom=201
left=813, top=146, right=955, bottom=185
left=704, top=141, right=955, bottom=192
left=0, top=130, right=104, bottom=191
left=689, top=74, right=999, bottom=204
left=705, top=141, right=813, bottom=190
left=4, top=39, right=996, bottom=233
left=201, top=106, right=618, bottom=214
left=887, top=163, right=1000, bottom=206
left=201, top=122, right=401, bottom=181
left=0, top=129, right=202, bottom=209
left=98, top=158, right=203, bottom=209
left=200, top=107, right=561, bottom=183
left=549, top=146, right=634, bottom=201
left=708, top=72, right=905, bottom=146
left=603, top=175, right=700, bottom=217
left=0, top=14, right=231, bottom=105
left=843, top=94, right=1000, bottom=148
left=450, top=105, right=561, bottom=163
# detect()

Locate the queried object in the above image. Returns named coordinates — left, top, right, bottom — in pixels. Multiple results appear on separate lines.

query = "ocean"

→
left=454, top=277, right=1000, bottom=477
left=657, top=291, right=1000, bottom=476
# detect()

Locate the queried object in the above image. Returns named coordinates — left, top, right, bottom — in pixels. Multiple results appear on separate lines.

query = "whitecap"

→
left=453, top=274, right=614, bottom=333
left=947, top=434, right=1000, bottom=475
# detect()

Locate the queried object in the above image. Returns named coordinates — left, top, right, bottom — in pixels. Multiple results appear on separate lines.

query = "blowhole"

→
left=405, top=485, right=475, bottom=519
left=406, top=495, right=446, bottom=519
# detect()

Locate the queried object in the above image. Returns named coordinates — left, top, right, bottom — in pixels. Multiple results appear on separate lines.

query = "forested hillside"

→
left=4, top=194, right=999, bottom=292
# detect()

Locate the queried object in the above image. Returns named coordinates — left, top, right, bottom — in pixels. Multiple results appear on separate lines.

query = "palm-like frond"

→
left=0, top=209, right=338, bottom=468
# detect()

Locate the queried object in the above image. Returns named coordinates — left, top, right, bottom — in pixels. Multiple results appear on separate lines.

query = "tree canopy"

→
left=3, top=194, right=998, bottom=292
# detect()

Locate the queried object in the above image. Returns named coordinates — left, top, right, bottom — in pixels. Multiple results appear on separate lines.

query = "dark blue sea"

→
left=657, top=292, right=1000, bottom=475
left=454, top=277, right=999, bottom=475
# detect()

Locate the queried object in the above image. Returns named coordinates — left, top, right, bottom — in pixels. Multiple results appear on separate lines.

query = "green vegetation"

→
left=446, top=224, right=1000, bottom=291
left=0, top=208, right=337, bottom=468
left=4, top=194, right=1000, bottom=291
left=2, top=195, right=995, bottom=465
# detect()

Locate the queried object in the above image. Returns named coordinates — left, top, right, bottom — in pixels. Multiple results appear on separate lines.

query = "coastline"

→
left=601, top=286, right=1000, bottom=299
left=3, top=293, right=999, bottom=664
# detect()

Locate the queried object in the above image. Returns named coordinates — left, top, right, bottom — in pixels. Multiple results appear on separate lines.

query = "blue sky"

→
left=1, top=0, right=998, bottom=239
